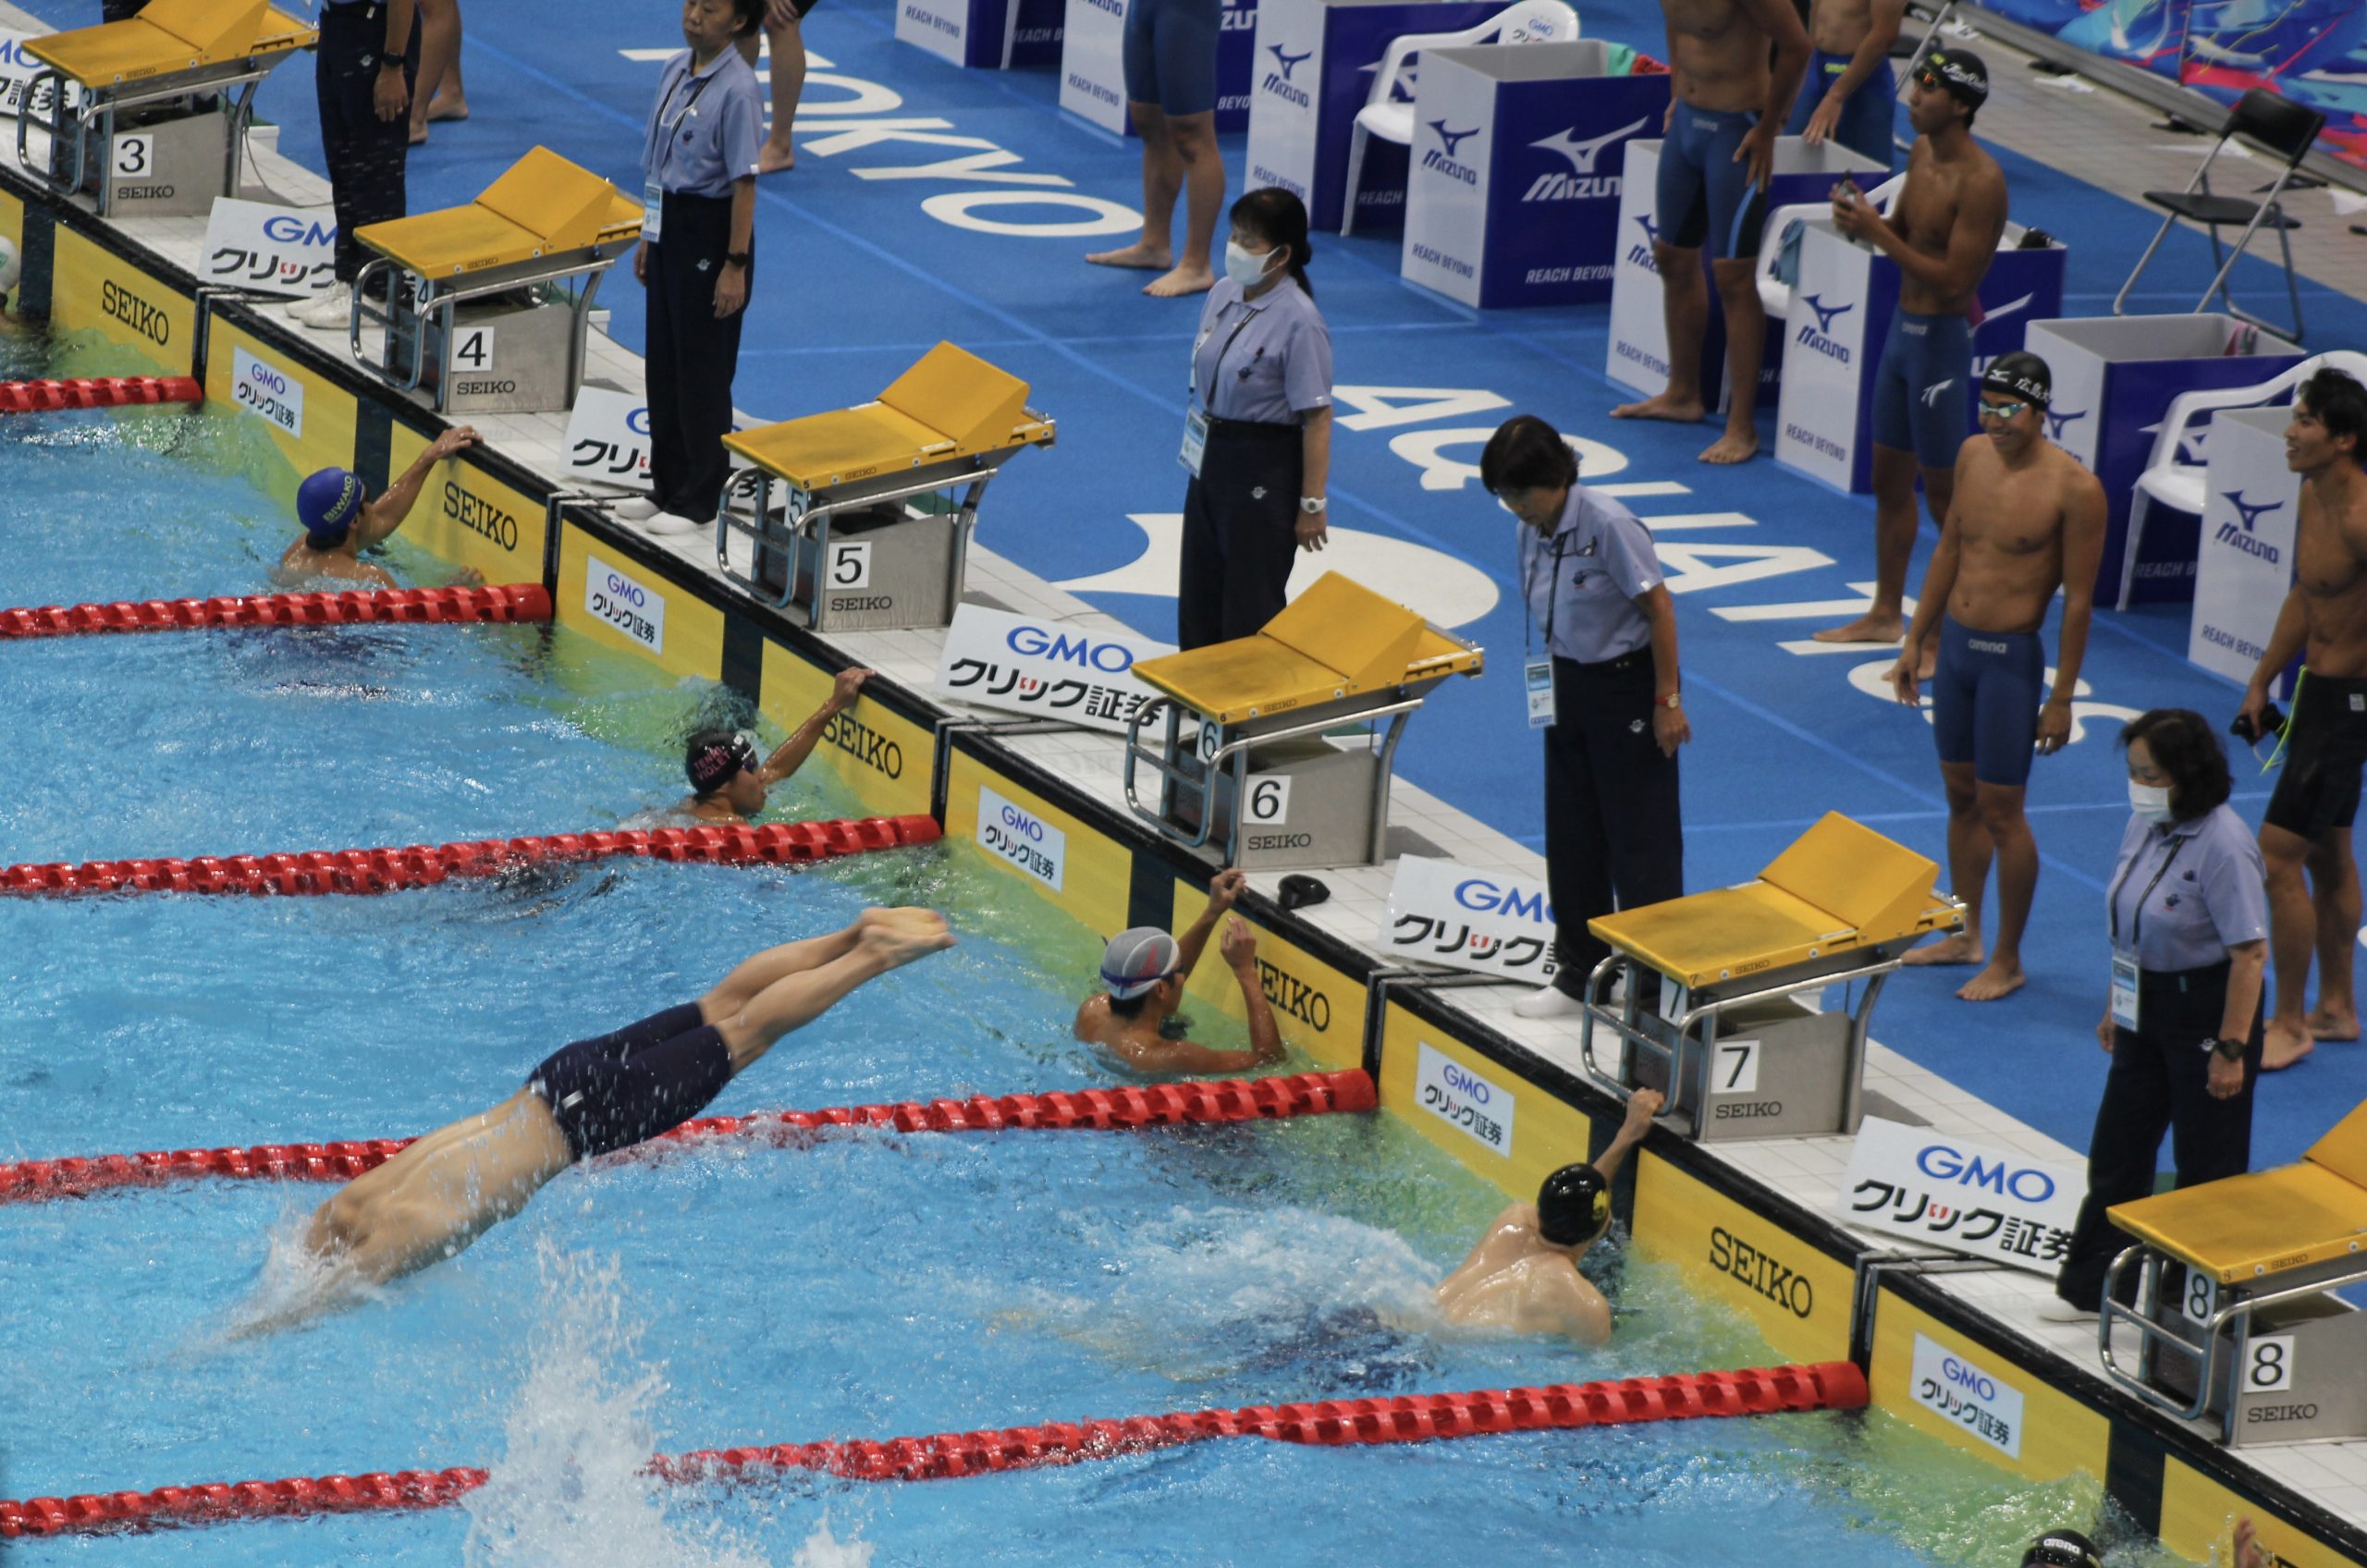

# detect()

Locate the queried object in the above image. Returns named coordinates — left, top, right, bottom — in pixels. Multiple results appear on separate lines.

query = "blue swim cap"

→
left=298, top=468, right=365, bottom=545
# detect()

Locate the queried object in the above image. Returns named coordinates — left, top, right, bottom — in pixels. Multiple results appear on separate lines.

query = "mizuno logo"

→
left=2042, top=406, right=2087, bottom=441
left=1799, top=293, right=1853, bottom=335
left=1633, top=213, right=1658, bottom=244
left=1429, top=120, right=1479, bottom=157
left=1530, top=117, right=1649, bottom=175
left=2226, top=490, right=2283, bottom=532
left=1981, top=291, right=2034, bottom=326
left=1921, top=378, right=1955, bottom=408
left=1266, top=43, right=1311, bottom=79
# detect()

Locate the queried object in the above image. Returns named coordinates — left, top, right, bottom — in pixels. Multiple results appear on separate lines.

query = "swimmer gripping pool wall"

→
left=1432, top=1088, right=1663, bottom=1347
left=272, top=907, right=954, bottom=1327
left=677, top=666, right=876, bottom=826
left=1073, top=868, right=1288, bottom=1076
left=276, top=424, right=485, bottom=590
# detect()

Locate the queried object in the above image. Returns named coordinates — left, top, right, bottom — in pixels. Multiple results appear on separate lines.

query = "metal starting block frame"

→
left=716, top=342, right=1054, bottom=631
left=1122, top=573, right=1482, bottom=870
left=15, top=0, right=313, bottom=219
left=2099, top=1101, right=2367, bottom=1447
left=348, top=147, right=641, bottom=415
left=1578, top=813, right=1963, bottom=1140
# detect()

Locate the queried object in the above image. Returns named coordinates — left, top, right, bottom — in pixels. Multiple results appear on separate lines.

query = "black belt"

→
left=1562, top=648, right=1651, bottom=676
left=659, top=189, right=736, bottom=208
left=2137, top=958, right=2231, bottom=995
left=1204, top=414, right=1298, bottom=441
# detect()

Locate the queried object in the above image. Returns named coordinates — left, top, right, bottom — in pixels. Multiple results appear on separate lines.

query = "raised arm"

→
left=1592, top=1087, right=1663, bottom=1187
left=761, top=667, right=874, bottom=786
left=356, top=425, right=481, bottom=548
left=1172, top=867, right=1245, bottom=981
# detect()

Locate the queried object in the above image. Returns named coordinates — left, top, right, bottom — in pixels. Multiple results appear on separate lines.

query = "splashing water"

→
left=462, top=1241, right=769, bottom=1568
left=219, top=1204, right=382, bottom=1340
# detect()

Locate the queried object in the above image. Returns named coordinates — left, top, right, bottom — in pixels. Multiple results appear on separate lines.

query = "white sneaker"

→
left=644, top=510, right=705, bottom=536
left=1512, top=986, right=1585, bottom=1021
left=290, top=284, right=351, bottom=328
left=2035, top=1298, right=2099, bottom=1324
left=609, top=496, right=660, bottom=521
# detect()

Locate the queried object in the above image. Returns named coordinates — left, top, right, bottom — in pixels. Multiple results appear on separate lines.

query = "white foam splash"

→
left=461, top=1242, right=767, bottom=1568
left=791, top=1518, right=876, bottom=1568
left=219, top=1207, right=380, bottom=1339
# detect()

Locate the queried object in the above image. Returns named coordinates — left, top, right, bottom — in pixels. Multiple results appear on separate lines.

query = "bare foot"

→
left=1086, top=241, right=1173, bottom=272
left=758, top=136, right=796, bottom=174
left=857, top=907, right=957, bottom=967
left=2305, top=1005, right=2359, bottom=1041
left=408, top=129, right=428, bottom=147
left=2263, top=1019, right=2316, bottom=1071
left=1611, top=391, right=1706, bottom=423
left=1699, top=427, right=1760, bottom=464
left=1904, top=932, right=1983, bottom=968
left=1956, top=960, right=2025, bottom=1002
left=426, top=93, right=469, bottom=123
left=1144, top=263, right=1214, bottom=298
left=1811, top=614, right=1905, bottom=646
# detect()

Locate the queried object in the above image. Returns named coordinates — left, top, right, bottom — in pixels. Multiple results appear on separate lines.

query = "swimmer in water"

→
left=1073, top=868, right=1285, bottom=1074
left=1433, top=1087, right=1663, bottom=1346
left=0, top=236, right=21, bottom=321
left=276, top=907, right=954, bottom=1319
left=675, top=667, right=875, bottom=824
left=275, top=425, right=484, bottom=588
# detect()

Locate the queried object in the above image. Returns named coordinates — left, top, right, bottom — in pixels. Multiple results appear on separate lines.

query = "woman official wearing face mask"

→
left=1174, top=187, right=1333, bottom=650
left=2044, top=709, right=2267, bottom=1321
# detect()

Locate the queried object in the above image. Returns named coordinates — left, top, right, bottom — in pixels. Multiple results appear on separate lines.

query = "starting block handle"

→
left=1121, top=695, right=1426, bottom=864
left=15, top=67, right=78, bottom=200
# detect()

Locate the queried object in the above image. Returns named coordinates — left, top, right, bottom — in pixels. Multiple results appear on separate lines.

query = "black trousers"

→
left=1545, top=651, right=1683, bottom=997
left=315, top=3, right=419, bottom=286
left=2054, top=961, right=2262, bottom=1309
left=644, top=191, right=749, bottom=521
left=1178, top=420, right=1302, bottom=651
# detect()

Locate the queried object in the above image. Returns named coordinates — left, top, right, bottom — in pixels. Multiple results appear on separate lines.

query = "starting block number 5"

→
left=2246, top=1335, right=2296, bottom=1392
left=1714, top=1038, right=1760, bottom=1095
left=113, top=132, right=152, bottom=176
left=1245, top=773, right=1291, bottom=826
left=827, top=540, right=872, bottom=589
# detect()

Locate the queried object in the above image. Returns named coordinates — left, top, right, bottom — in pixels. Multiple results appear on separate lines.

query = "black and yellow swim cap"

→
left=1538, top=1162, right=1613, bottom=1246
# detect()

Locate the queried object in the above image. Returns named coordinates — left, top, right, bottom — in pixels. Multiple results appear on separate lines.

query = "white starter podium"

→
left=1399, top=42, right=1668, bottom=308
left=2189, top=405, right=2300, bottom=685
left=1772, top=217, right=2066, bottom=494
left=1606, top=136, right=1883, bottom=411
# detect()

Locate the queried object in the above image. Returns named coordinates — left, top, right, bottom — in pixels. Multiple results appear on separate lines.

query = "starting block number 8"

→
left=2183, top=1273, right=2216, bottom=1324
left=113, top=132, right=152, bottom=176
left=2247, top=1335, right=2296, bottom=1392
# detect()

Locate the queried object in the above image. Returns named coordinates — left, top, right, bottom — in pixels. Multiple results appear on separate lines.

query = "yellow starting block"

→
left=714, top=342, right=1055, bottom=630
left=15, top=0, right=315, bottom=218
left=347, top=147, right=643, bottom=415
left=1578, top=813, right=1963, bottom=1140
left=1122, top=573, right=1482, bottom=869
left=2098, top=1100, right=2367, bottom=1445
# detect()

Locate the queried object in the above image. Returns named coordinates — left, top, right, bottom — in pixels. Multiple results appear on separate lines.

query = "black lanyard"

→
left=1196, top=305, right=1261, bottom=413
left=654, top=64, right=718, bottom=182
left=1522, top=526, right=1578, bottom=657
left=2109, top=832, right=2188, bottom=949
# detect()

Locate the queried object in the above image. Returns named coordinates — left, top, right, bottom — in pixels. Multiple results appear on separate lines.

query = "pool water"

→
left=0, top=331, right=2168, bottom=1566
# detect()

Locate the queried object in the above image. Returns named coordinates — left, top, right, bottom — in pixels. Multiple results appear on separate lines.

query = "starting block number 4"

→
left=451, top=325, right=497, bottom=373
left=827, top=540, right=872, bottom=590
left=2247, top=1335, right=2296, bottom=1392
left=1245, top=773, right=1291, bottom=827
left=113, top=131, right=151, bottom=176
left=1715, top=1038, right=1760, bottom=1095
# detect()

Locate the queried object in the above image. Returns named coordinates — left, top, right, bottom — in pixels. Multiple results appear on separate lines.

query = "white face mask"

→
left=1224, top=240, right=1279, bottom=289
left=2129, top=780, right=2175, bottom=824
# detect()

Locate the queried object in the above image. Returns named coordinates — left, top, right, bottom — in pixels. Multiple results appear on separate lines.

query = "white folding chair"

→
left=2116, top=349, right=2367, bottom=607
left=1339, top=0, right=1580, bottom=236
left=1756, top=173, right=1906, bottom=321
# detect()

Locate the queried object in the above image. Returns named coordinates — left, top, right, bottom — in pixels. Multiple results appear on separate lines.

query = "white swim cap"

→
left=0, top=237, right=20, bottom=298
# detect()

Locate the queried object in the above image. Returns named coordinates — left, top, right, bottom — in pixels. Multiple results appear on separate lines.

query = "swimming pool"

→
left=0, top=337, right=2145, bottom=1566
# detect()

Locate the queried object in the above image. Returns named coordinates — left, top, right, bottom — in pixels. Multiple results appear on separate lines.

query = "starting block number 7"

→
left=1715, top=1038, right=1760, bottom=1095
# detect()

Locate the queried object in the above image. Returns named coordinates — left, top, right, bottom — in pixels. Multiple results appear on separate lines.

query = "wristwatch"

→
left=724, top=251, right=752, bottom=268
left=1662, top=692, right=1683, bottom=709
left=1299, top=496, right=1327, bottom=515
left=2204, top=1035, right=2246, bottom=1062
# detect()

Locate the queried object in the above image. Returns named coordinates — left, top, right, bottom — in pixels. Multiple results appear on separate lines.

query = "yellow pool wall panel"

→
left=387, top=426, right=548, bottom=586
left=50, top=227, right=190, bottom=373
left=2161, top=1456, right=2367, bottom=1568
left=556, top=521, right=723, bottom=683
left=757, top=641, right=931, bottom=820
left=202, top=316, right=360, bottom=500
left=1629, top=1149, right=1854, bottom=1366
left=1868, top=1284, right=2111, bottom=1486
left=1377, top=1001, right=1596, bottom=1199
left=1166, top=878, right=1367, bottom=1072
left=944, top=751, right=1129, bottom=940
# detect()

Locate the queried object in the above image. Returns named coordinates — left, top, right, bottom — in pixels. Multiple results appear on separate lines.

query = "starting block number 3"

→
left=113, top=132, right=152, bottom=176
left=451, top=325, right=497, bottom=373
left=2247, top=1335, right=2296, bottom=1392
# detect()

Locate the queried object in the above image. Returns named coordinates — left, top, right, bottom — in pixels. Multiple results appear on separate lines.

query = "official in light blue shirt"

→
left=2053, top=709, right=2265, bottom=1317
left=1483, top=415, right=1689, bottom=1022
left=1175, top=188, right=1333, bottom=651
left=631, top=0, right=766, bottom=535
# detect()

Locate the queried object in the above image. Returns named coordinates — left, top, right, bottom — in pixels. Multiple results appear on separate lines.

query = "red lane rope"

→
left=0, top=374, right=202, bottom=413
left=0, top=814, right=941, bottom=899
left=0, top=583, right=551, bottom=640
left=0, top=1071, right=1373, bottom=1203
left=0, top=1363, right=1868, bottom=1537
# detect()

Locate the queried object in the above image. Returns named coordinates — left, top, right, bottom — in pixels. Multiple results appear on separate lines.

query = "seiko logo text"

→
left=441, top=481, right=520, bottom=552
left=102, top=279, right=170, bottom=344
left=1708, top=1225, right=1814, bottom=1317
left=1254, top=957, right=1331, bottom=1032
left=824, top=712, right=904, bottom=778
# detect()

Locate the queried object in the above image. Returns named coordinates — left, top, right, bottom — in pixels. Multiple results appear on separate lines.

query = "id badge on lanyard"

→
left=643, top=179, right=664, bottom=243
left=1180, top=406, right=1208, bottom=476
left=1525, top=658, right=1555, bottom=729
left=2110, top=950, right=2140, bottom=1032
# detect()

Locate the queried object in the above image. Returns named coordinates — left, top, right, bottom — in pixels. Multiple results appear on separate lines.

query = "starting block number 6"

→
left=451, top=325, right=497, bottom=373
left=1245, top=773, right=1291, bottom=826
left=2246, top=1335, right=2296, bottom=1392
left=827, top=540, right=872, bottom=589
left=113, top=132, right=152, bottom=176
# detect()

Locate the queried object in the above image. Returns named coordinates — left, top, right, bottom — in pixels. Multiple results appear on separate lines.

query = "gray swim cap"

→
left=1101, top=927, right=1181, bottom=1000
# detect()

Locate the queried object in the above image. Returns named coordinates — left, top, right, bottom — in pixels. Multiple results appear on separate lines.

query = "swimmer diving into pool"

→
left=1433, top=1088, right=1663, bottom=1346
left=277, top=908, right=954, bottom=1313
left=275, top=425, right=484, bottom=589
left=1074, top=868, right=1286, bottom=1074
